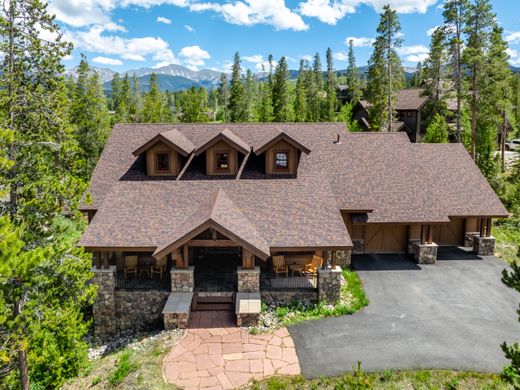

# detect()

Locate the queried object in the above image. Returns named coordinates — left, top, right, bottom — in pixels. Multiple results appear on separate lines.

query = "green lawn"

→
left=250, top=369, right=511, bottom=390
left=493, top=222, right=520, bottom=264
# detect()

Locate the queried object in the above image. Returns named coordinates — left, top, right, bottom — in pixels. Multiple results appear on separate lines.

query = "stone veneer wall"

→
left=465, top=232, right=480, bottom=248
left=408, top=239, right=421, bottom=255
left=92, top=267, right=116, bottom=341
left=352, top=239, right=364, bottom=254
left=414, top=242, right=438, bottom=264
left=261, top=291, right=318, bottom=305
left=333, top=250, right=351, bottom=267
left=318, top=266, right=342, bottom=304
left=237, top=266, right=260, bottom=292
left=236, top=313, right=259, bottom=327
left=163, top=312, right=190, bottom=330
left=114, top=291, right=169, bottom=331
left=473, top=236, right=496, bottom=256
left=170, top=266, right=194, bottom=292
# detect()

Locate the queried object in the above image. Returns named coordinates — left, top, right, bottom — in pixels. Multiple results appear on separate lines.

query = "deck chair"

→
left=151, top=256, right=167, bottom=279
left=304, top=255, right=323, bottom=275
left=124, top=255, right=138, bottom=279
left=272, top=255, right=288, bottom=277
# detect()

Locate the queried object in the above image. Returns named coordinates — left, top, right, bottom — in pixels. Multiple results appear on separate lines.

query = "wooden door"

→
left=432, top=219, right=464, bottom=246
left=365, top=224, right=407, bottom=253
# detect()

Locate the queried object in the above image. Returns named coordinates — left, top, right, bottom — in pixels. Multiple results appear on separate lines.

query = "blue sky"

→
left=49, top=0, right=520, bottom=72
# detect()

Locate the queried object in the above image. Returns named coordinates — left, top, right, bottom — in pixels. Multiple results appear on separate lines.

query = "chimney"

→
left=333, top=133, right=341, bottom=144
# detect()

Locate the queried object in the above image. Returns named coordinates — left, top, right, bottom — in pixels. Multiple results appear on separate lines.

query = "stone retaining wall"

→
left=114, top=291, right=169, bottom=331
left=261, top=291, right=318, bottom=305
left=92, top=267, right=116, bottom=341
left=318, top=266, right=342, bottom=304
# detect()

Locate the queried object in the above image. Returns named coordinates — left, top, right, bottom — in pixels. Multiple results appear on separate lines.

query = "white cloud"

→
left=333, top=51, right=348, bottom=61
left=153, top=49, right=180, bottom=68
left=405, top=53, right=429, bottom=63
left=507, top=48, right=520, bottom=66
left=299, top=0, right=437, bottom=25
left=92, top=56, right=123, bottom=66
left=190, top=0, right=308, bottom=31
left=300, top=54, right=313, bottom=62
left=63, top=54, right=74, bottom=61
left=243, top=54, right=264, bottom=63
left=397, top=45, right=429, bottom=55
left=345, top=36, right=375, bottom=47
left=67, top=24, right=175, bottom=66
left=427, top=25, right=440, bottom=36
left=299, top=0, right=356, bottom=25
left=506, top=31, right=520, bottom=45
left=179, top=45, right=210, bottom=70
left=185, top=24, right=195, bottom=32
left=157, top=16, right=172, bottom=24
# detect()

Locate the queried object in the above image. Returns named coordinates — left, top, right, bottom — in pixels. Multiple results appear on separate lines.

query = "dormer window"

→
left=274, top=151, right=289, bottom=170
left=156, top=152, right=170, bottom=172
left=216, top=151, right=230, bottom=171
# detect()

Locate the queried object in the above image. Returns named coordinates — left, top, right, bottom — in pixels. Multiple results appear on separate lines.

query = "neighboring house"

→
left=352, top=88, right=429, bottom=142
left=80, top=123, right=507, bottom=339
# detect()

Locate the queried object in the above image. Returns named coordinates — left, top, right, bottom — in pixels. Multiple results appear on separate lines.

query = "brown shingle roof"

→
left=132, top=128, right=195, bottom=156
left=395, top=88, right=429, bottom=111
left=254, top=131, right=311, bottom=155
left=194, top=127, right=250, bottom=156
left=153, top=189, right=270, bottom=259
left=79, top=123, right=508, bottom=252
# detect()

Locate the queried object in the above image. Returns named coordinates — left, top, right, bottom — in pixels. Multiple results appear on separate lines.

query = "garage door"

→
left=432, top=219, right=464, bottom=246
left=365, top=224, right=407, bottom=253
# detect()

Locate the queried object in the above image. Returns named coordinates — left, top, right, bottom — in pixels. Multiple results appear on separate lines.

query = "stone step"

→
left=194, top=303, right=234, bottom=311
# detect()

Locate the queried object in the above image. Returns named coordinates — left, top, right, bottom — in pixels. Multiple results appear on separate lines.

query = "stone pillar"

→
left=408, top=239, right=421, bottom=255
left=333, top=250, right=351, bottom=267
left=413, top=242, right=438, bottom=264
left=92, top=266, right=117, bottom=341
left=170, top=266, right=194, bottom=292
left=318, top=266, right=342, bottom=304
left=473, top=236, right=496, bottom=256
left=237, top=266, right=260, bottom=292
left=352, top=239, right=364, bottom=254
left=464, top=232, right=480, bottom=248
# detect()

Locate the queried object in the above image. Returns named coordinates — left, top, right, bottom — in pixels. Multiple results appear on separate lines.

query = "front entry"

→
left=193, top=247, right=241, bottom=292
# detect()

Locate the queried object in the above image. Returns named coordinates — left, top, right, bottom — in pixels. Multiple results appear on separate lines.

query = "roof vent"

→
left=333, top=133, right=341, bottom=144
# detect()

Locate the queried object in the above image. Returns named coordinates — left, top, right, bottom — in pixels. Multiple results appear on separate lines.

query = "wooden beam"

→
left=187, top=239, right=239, bottom=247
left=176, top=153, right=195, bottom=181
left=183, top=246, right=189, bottom=269
left=420, top=225, right=424, bottom=244
left=427, top=225, right=433, bottom=244
left=103, top=251, right=109, bottom=269
left=479, top=218, right=486, bottom=237
left=236, top=149, right=251, bottom=180
left=94, top=251, right=101, bottom=269
left=486, top=218, right=492, bottom=237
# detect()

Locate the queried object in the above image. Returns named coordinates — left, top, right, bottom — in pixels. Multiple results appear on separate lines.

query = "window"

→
left=155, top=152, right=170, bottom=172
left=274, top=151, right=289, bottom=170
left=406, top=111, right=413, bottom=117
left=215, top=152, right=229, bottom=170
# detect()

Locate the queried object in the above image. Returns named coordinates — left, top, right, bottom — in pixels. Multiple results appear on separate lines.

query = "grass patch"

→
left=63, top=331, right=182, bottom=389
left=250, top=368, right=511, bottom=389
left=271, top=269, right=369, bottom=327
left=494, top=221, right=520, bottom=264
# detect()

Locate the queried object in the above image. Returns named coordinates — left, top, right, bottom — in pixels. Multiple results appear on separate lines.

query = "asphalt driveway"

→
left=289, top=247, right=520, bottom=377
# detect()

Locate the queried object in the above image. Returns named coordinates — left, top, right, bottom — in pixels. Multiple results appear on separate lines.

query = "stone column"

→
left=413, top=242, right=438, bottom=264
left=318, top=266, right=342, bottom=304
left=473, top=236, right=496, bottom=256
left=92, top=266, right=117, bottom=341
left=408, top=239, right=421, bottom=255
left=464, top=232, right=480, bottom=248
left=170, top=266, right=195, bottom=292
left=333, top=250, right=351, bottom=267
left=237, top=266, right=260, bottom=292
left=352, top=239, right=364, bottom=254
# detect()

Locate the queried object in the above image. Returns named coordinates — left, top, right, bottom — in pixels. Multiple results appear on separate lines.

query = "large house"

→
left=353, top=88, right=429, bottom=142
left=80, top=123, right=507, bottom=339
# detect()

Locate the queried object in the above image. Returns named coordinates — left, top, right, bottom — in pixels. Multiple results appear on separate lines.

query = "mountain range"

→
left=63, top=63, right=520, bottom=93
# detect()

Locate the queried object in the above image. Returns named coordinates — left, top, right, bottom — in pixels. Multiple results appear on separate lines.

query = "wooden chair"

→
left=124, top=255, right=138, bottom=279
left=151, top=257, right=167, bottom=279
left=272, top=255, right=288, bottom=277
left=304, top=255, right=323, bottom=275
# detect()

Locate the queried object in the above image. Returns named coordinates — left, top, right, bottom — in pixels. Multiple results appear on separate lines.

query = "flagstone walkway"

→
left=163, top=311, right=300, bottom=389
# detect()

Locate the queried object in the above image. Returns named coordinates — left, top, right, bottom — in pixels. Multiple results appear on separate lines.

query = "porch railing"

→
left=115, top=271, right=171, bottom=291
left=260, top=273, right=318, bottom=291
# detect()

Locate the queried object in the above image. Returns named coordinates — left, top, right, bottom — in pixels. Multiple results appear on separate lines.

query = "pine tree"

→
left=142, top=73, right=171, bottom=123
left=423, top=27, right=448, bottom=123
left=294, top=60, right=308, bottom=122
left=324, top=47, right=337, bottom=121
left=129, top=73, right=142, bottom=122
left=0, top=1, right=93, bottom=387
left=346, top=39, right=362, bottom=104
left=464, top=0, right=496, bottom=160
left=443, top=0, right=470, bottom=142
left=512, top=74, right=520, bottom=130
left=243, top=69, right=256, bottom=122
left=179, top=86, right=208, bottom=122
left=115, top=73, right=131, bottom=122
left=71, top=55, right=110, bottom=178
left=307, top=53, right=323, bottom=121
left=272, top=57, right=291, bottom=122
left=229, top=51, right=246, bottom=122
left=110, top=73, right=122, bottom=112
left=258, top=81, right=273, bottom=122
left=217, top=73, right=229, bottom=122
left=423, top=113, right=450, bottom=143
left=411, top=62, right=424, bottom=87
left=365, top=4, right=405, bottom=131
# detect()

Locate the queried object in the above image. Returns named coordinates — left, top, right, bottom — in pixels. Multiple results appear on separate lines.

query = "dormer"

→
left=254, top=131, right=311, bottom=176
left=132, top=129, right=195, bottom=177
left=194, top=128, right=250, bottom=176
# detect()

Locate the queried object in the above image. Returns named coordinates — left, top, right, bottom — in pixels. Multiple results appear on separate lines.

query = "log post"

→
left=183, top=246, right=189, bottom=269
left=486, top=218, right=492, bottom=237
